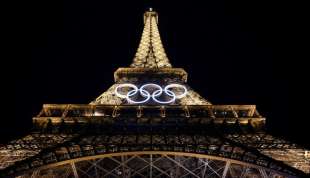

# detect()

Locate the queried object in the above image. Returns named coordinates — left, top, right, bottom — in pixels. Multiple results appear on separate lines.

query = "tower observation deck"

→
left=1, top=9, right=309, bottom=178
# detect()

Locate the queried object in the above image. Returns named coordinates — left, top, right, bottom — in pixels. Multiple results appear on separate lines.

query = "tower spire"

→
left=130, top=9, right=172, bottom=68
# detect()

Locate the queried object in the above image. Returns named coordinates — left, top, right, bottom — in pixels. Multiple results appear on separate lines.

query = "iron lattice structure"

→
left=1, top=9, right=309, bottom=178
left=15, top=152, right=296, bottom=178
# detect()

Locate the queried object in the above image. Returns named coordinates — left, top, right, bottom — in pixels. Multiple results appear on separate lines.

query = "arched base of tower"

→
left=14, top=151, right=295, bottom=178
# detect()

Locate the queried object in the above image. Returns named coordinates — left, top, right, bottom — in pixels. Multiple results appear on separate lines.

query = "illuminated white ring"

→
left=127, top=88, right=150, bottom=104
left=115, top=84, right=138, bottom=99
left=165, top=84, right=188, bottom=99
left=140, top=83, right=163, bottom=96
left=152, top=89, right=176, bottom=104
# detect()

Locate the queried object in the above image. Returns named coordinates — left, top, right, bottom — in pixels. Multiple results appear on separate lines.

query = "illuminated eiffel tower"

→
left=1, top=9, right=309, bottom=178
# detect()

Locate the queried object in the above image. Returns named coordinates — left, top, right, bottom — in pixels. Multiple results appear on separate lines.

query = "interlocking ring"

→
left=115, top=83, right=188, bottom=104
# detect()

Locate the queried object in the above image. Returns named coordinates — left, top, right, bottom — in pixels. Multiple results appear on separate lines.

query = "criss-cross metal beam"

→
left=179, top=159, right=206, bottom=178
left=200, top=157, right=222, bottom=177
left=102, top=155, right=142, bottom=177
left=150, top=154, right=152, bottom=178
left=154, top=155, right=192, bottom=178
left=222, top=161, right=230, bottom=178
left=70, top=162, right=79, bottom=178
left=136, top=154, right=170, bottom=177
left=259, top=167, right=269, bottom=178
left=164, top=155, right=200, bottom=178
left=11, top=151, right=296, bottom=178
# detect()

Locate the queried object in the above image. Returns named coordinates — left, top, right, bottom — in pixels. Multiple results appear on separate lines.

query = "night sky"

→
left=5, top=1, right=304, bottom=147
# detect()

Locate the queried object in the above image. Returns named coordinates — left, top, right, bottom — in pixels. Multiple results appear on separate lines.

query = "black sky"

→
left=5, top=0, right=304, bottom=147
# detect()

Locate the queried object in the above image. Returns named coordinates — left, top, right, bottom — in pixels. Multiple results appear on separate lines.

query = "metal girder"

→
left=11, top=151, right=296, bottom=178
left=222, top=162, right=230, bottom=178
left=70, top=162, right=79, bottom=178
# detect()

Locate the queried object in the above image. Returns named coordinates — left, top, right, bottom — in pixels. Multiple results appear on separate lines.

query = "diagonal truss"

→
left=15, top=152, right=297, bottom=178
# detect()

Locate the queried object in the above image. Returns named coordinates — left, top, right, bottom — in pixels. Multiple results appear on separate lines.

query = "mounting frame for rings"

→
left=115, top=83, right=187, bottom=104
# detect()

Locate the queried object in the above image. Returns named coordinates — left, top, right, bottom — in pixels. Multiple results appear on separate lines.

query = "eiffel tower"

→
left=1, top=9, right=309, bottom=178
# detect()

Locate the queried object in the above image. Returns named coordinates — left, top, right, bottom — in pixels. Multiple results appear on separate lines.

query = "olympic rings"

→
left=115, top=83, right=188, bottom=104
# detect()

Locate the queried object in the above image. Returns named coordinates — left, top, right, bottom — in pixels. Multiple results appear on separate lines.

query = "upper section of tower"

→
left=92, top=9, right=211, bottom=105
left=130, top=8, right=172, bottom=68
